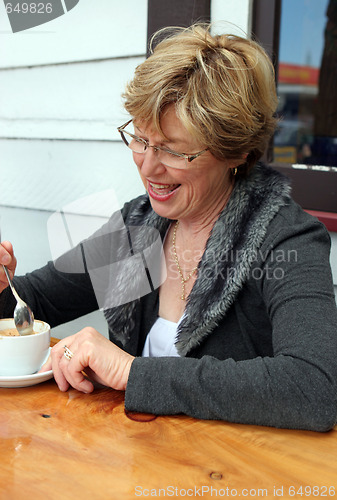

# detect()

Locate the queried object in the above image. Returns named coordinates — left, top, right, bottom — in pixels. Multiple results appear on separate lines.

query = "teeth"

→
left=149, top=181, right=180, bottom=196
left=150, top=183, right=175, bottom=189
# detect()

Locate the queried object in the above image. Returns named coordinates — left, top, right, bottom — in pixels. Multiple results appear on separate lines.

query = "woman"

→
left=1, top=24, right=336, bottom=431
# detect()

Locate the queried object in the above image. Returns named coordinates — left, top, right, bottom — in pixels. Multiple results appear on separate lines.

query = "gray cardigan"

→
left=1, top=163, right=337, bottom=431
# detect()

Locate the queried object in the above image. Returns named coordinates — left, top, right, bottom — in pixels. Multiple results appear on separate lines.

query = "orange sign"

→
left=278, top=63, right=319, bottom=86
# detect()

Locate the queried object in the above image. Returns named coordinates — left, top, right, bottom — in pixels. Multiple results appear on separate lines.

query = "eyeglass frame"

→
left=117, top=120, right=209, bottom=166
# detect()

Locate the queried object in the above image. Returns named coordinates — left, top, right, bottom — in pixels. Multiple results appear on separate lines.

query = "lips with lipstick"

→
left=148, top=181, right=181, bottom=201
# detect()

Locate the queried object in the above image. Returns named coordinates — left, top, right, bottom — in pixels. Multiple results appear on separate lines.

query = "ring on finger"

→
left=63, top=345, right=74, bottom=361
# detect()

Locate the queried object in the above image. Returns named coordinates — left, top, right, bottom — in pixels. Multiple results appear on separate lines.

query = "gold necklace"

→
left=172, top=220, right=198, bottom=300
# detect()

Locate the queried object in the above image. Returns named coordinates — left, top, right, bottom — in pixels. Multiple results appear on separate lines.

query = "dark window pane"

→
left=274, top=0, right=337, bottom=168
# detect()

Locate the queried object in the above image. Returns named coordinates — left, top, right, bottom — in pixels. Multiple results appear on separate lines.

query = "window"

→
left=253, top=0, right=337, bottom=227
left=147, top=0, right=210, bottom=55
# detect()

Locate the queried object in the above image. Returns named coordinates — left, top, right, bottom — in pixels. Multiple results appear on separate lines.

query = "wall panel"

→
left=1, top=138, right=144, bottom=211
left=0, top=0, right=147, bottom=67
left=0, top=57, right=144, bottom=141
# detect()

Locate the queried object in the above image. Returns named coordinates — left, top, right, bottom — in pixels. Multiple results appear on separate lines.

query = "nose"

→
left=136, top=147, right=167, bottom=177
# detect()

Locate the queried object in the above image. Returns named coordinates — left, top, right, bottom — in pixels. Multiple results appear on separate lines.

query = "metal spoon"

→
left=2, top=265, right=34, bottom=335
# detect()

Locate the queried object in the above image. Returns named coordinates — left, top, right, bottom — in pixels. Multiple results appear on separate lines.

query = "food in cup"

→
left=0, top=328, right=20, bottom=336
left=0, top=327, right=39, bottom=336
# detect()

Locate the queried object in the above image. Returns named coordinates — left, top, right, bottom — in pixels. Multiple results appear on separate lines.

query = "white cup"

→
left=0, top=319, right=50, bottom=376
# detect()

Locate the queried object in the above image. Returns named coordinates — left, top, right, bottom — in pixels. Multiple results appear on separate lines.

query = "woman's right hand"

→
left=0, top=241, right=17, bottom=293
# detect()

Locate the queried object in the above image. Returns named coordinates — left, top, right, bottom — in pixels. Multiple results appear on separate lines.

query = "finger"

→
left=0, top=241, right=15, bottom=268
left=51, top=338, right=93, bottom=393
left=85, top=367, right=106, bottom=387
left=62, top=354, right=94, bottom=394
left=0, top=242, right=17, bottom=293
left=51, top=346, right=70, bottom=392
left=38, top=354, right=52, bottom=373
left=65, top=363, right=94, bottom=393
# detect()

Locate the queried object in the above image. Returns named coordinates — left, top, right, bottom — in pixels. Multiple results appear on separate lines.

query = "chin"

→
left=148, top=198, right=177, bottom=220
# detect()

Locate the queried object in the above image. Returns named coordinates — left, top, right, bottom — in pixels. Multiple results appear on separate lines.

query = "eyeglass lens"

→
left=120, top=128, right=187, bottom=169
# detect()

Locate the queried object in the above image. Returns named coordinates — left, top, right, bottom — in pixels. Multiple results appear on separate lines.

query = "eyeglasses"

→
left=117, top=120, right=209, bottom=169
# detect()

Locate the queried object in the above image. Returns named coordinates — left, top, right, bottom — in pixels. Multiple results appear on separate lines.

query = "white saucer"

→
left=0, top=348, right=53, bottom=388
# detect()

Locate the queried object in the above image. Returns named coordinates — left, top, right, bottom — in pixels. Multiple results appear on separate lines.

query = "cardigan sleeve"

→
left=0, top=249, right=98, bottom=328
left=125, top=216, right=337, bottom=431
left=0, top=199, right=138, bottom=326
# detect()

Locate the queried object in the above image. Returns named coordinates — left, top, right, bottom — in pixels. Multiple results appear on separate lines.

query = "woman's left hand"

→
left=40, top=328, right=135, bottom=394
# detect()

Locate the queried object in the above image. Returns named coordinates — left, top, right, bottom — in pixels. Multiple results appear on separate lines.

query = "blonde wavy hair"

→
left=122, top=24, right=278, bottom=173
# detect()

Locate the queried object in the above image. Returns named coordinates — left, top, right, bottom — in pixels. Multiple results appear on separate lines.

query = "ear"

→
left=227, top=154, right=248, bottom=170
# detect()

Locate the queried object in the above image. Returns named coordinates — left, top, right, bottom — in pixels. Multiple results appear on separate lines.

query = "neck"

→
left=178, top=179, right=234, bottom=239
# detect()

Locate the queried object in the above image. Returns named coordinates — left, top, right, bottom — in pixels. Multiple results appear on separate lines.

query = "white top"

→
left=142, top=316, right=183, bottom=357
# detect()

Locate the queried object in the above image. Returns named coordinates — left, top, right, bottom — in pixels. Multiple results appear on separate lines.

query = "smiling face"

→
left=132, top=106, right=235, bottom=224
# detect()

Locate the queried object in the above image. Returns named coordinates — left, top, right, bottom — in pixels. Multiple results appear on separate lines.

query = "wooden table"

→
left=0, top=340, right=336, bottom=500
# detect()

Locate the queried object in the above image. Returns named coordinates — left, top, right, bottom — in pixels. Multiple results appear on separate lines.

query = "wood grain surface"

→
left=0, top=339, right=336, bottom=500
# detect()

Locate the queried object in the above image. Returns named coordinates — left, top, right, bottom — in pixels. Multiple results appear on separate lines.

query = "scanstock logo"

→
left=47, top=191, right=166, bottom=309
left=4, top=0, right=80, bottom=33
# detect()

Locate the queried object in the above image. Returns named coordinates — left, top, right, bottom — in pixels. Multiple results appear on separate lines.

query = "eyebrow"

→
left=133, top=123, right=182, bottom=146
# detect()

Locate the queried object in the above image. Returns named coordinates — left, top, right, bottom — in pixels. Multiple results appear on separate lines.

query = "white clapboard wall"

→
left=0, top=0, right=147, bottom=215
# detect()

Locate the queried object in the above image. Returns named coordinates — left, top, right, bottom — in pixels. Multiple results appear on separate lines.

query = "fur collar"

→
left=104, top=163, right=291, bottom=355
